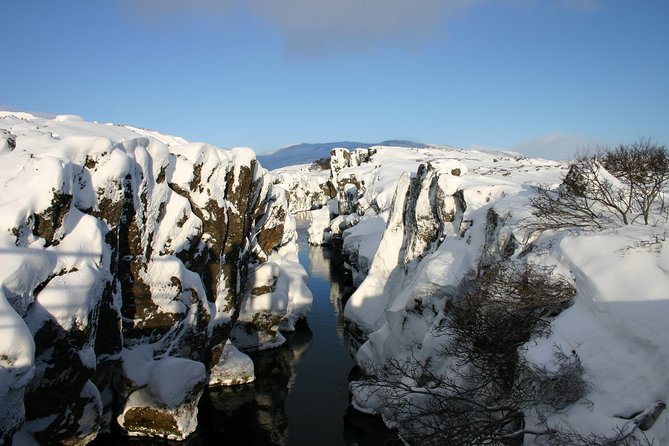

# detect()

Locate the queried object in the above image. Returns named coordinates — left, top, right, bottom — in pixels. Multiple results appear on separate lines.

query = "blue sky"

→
left=2, top=0, right=668, bottom=159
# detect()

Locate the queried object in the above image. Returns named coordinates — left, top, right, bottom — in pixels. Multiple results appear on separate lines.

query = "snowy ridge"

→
left=277, top=144, right=668, bottom=444
left=258, top=139, right=430, bottom=170
left=0, top=112, right=312, bottom=443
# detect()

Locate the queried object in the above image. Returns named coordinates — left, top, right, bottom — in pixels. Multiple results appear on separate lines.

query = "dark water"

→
left=94, top=222, right=396, bottom=445
left=193, top=222, right=396, bottom=445
left=284, top=222, right=360, bottom=445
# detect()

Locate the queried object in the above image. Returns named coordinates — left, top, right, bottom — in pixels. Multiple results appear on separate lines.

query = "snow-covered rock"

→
left=306, top=205, right=334, bottom=245
left=117, top=356, right=205, bottom=440
left=318, top=144, right=669, bottom=444
left=231, top=240, right=312, bottom=350
left=0, top=111, right=312, bottom=443
left=330, top=147, right=377, bottom=216
left=208, top=341, right=255, bottom=387
left=257, top=139, right=428, bottom=171
left=270, top=163, right=334, bottom=214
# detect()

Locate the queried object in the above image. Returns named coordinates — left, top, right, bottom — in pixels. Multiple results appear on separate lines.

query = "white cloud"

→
left=511, top=133, right=603, bottom=160
left=119, top=0, right=599, bottom=56
left=251, top=0, right=474, bottom=55
left=120, top=0, right=479, bottom=56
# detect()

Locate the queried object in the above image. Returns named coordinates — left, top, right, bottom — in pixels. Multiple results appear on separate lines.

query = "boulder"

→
left=117, top=357, right=206, bottom=440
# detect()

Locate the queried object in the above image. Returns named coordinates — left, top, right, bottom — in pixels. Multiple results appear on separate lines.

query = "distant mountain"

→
left=257, top=140, right=429, bottom=170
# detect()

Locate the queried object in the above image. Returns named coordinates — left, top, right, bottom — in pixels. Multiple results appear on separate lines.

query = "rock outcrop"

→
left=0, top=112, right=311, bottom=443
left=270, top=164, right=333, bottom=214
left=270, top=147, right=379, bottom=249
left=322, top=145, right=668, bottom=445
left=330, top=147, right=376, bottom=216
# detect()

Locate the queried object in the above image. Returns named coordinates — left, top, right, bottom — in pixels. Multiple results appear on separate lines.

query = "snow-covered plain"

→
left=274, top=144, right=669, bottom=444
left=0, top=111, right=312, bottom=443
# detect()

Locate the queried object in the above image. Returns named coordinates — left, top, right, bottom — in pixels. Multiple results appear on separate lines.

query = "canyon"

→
left=2, top=112, right=667, bottom=445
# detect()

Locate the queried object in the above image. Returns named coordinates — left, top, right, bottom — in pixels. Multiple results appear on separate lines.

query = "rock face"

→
left=343, top=160, right=466, bottom=337
left=330, top=147, right=376, bottom=216
left=270, top=163, right=333, bottom=214
left=270, top=148, right=379, bottom=250
left=330, top=148, right=562, bottom=363
left=0, top=112, right=311, bottom=443
left=314, top=145, right=669, bottom=444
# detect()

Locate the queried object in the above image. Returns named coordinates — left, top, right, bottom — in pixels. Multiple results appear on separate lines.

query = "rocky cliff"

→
left=317, top=145, right=668, bottom=445
left=270, top=163, right=334, bottom=214
left=0, top=112, right=311, bottom=443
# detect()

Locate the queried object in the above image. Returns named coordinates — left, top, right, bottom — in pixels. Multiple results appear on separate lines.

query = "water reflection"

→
left=197, top=327, right=313, bottom=445
left=94, top=221, right=397, bottom=445
left=305, top=231, right=354, bottom=345
left=198, top=222, right=399, bottom=446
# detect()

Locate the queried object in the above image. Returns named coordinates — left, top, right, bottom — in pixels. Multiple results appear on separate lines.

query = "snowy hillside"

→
left=2, top=109, right=666, bottom=445
left=278, top=144, right=669, bottom=445
left=257, top=140, right=429, bottom=170
left=0, top=112, right=312, bottom=443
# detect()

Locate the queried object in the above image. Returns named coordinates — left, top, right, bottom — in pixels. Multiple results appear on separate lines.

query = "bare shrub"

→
left=352, top=261, right=577, bottom=445
left=445, top=262, right=575, bottom=367
left=527, top=140, right=669, bottom=233
left=600, top=139, right=669, bottom=225
left=526, top=183, right=610, bottom=233
left=523, top=345, right=589, bottom=410
left=535, top=412, right=661, bottom=446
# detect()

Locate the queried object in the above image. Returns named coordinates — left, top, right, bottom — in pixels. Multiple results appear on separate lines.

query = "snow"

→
left=234, top=237, right=313, bottom=350
left=275, top=241, right=313, bottom=330
left=271, top=163, right=331, bottom=213
left=517, top=227, right=669, bottom=442
left=0, top=110, right=313, bottom=442
left=0, top=282, right=37, bottom=372
left=306, top=206, right=332, bottom=245
left=119, top=363, right=205, bottom=440
left=78, top=380, right=103, bottom=436
left=141, top=256, right=210, bottom=316
left=148, top=357, right=206, bottom=408
left=274, top=141, right=667, bottom=443
left=10, top=429, right=40, bottom=446
left=343, top=172, right=411, bottom=333
left=208, top=341, right=255, bottom=386
left=28, top=265, right=103, bottom=331
left=121, top=343, right=158, bottom=388
left=122, top=125, right=189, bottom=147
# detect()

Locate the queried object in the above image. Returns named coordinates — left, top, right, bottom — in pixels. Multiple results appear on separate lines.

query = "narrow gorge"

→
left=2, top=112, right=668, bottom=445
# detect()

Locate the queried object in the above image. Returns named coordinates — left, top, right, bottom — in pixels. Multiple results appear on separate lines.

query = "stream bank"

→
left=195, top=221, right=397, bottom=445
left=92, top=221, right=396, bottom=445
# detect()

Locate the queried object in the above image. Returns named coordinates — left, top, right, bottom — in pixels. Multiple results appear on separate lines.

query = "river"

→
left=93, top=222, right=395, bottom=445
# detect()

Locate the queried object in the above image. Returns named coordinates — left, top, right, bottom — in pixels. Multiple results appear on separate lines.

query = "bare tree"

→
left=527, top=140, right=669, bottom=232
left=564, top=154, right=634, bottom=225
left=600, top=139, right=669, bottom=225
